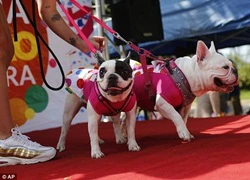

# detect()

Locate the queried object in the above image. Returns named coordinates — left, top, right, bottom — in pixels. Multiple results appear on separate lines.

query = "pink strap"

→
left=58, top=0, right=164, bottom=100
left=129, top=43, right=165, bottom=61
left=57, top=0, right=97, bottom=54
left=59, top=0, right=165, bottom=63
left=140, top=55, right=156, bottom=100
left=71, top=0, right=116, bottom=34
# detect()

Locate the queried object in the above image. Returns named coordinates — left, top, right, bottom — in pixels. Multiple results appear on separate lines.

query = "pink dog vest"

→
left=65, top=68, right=136, bottom=116
left=132, top=60, right=195, bottom=111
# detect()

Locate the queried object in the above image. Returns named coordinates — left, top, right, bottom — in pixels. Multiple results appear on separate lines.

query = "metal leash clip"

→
left=94, top=51, right=106, bottom=65
left=113, top=32, right=130, bottom=45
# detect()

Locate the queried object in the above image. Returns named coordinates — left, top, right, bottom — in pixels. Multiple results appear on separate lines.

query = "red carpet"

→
left=1, top=115, right=250, bottom=180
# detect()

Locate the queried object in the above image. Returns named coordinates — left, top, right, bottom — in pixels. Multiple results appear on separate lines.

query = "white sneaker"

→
left=0, top=127, right=56, bottom=166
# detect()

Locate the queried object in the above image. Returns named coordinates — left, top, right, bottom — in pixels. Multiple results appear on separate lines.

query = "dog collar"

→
left=166, top=59, right=196, bottom=107
left=88, top=81, right=136, bottom=116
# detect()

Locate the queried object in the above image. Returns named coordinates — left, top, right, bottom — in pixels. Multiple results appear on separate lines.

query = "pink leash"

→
left=56, top=0, right=104, bottom=64
left=69, top=0, right=165, bottom=61
left=58, top=0, right=165, bottom=100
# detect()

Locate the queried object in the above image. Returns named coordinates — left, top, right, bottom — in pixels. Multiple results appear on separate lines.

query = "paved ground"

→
left=241, top=99, right=250, bottom=114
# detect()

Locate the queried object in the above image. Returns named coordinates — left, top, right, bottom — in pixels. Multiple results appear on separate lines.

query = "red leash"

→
left=58, top=0, right=166, bottom=100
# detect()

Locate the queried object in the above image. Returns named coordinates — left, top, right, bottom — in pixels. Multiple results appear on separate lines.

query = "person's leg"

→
left=195, top=94, right=212, bottom=118
left=0, top=2, right=15, bottom=139
left=208, top=91, right=221, bottom=116
left=0, top=4, right=56, bottom=166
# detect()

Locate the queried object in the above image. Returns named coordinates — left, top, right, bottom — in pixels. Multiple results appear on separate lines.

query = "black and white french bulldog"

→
left=57, top=55, right=140, bottom=158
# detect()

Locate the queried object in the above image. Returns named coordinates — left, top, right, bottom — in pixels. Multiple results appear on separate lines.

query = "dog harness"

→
left=58, top=1, right=195, bottom=113
left=65, top=68, right=136, bottom=116
left=132, top=59, right=196, bottom=111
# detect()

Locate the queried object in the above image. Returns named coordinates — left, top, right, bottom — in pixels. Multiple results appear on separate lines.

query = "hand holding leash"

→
left=89, top=36, right=105, bottom=53
left=57, top=0, right=106, bottom=64
left=89, top=36, right=106, bottom=65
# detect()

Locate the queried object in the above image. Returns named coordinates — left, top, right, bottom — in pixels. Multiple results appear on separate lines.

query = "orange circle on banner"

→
left=9, top=98, right=28, bottom=126
left=21, top=38, right=31, bottom=53
left=14, top=31, right=38, bottom=61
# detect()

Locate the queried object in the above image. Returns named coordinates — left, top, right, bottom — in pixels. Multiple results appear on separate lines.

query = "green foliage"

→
left=240, top=89, right=250, bottom=100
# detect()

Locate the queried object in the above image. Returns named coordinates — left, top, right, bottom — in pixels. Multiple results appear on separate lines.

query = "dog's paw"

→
left=56, top=142, right=65, bottom=152
left=128, top=141, right=141, bottom=151
left=116, top=135, right=127, bottom=144
left=91, top=149, right=105, bottom=159
left=177, top=127, right=194, bottom=141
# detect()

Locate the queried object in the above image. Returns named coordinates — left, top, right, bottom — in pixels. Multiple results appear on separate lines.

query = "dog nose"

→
left=108, top=74, right=118, bottom=81
left=232, top=68, right=238, bottom=75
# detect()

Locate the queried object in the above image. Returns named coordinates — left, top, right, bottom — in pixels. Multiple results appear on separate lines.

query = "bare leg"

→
left=0, top=4, right=15, bottom=139
left=208, top=91, right=221, bottom=116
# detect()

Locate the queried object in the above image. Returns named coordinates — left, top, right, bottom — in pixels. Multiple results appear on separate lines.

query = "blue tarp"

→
left=104, top=0, right=250, bottom=58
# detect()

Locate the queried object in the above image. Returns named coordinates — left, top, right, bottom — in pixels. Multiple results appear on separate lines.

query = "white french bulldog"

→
left=129, top=40, right=238, bottom=141
left=57, top=56, right=140, bottom=158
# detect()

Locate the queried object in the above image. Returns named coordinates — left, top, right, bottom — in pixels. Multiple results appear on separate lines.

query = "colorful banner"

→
left=3, top=0, right=96, bottom=132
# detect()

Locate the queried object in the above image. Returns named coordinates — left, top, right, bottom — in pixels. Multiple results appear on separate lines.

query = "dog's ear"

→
left=196, top=40, right=210, bottom=62
left=124, top=51, right=131, bottom=65
left=209, top=41, right=216, bottom=54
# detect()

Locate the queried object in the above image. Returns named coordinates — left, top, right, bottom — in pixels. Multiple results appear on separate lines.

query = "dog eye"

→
left=119, top=70, right=131, bottom=80
left=122, top=71, right=129, bottom=76
left=99, top=67, right=106, bottom=78
left=121, top=70, right=130, bottom=77
left=222, top=65, right=229, bottom=70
